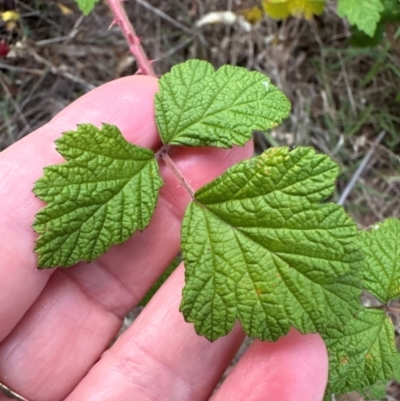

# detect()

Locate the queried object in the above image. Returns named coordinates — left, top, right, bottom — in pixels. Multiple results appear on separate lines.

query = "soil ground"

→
left=1, top=1, right=400, bottom=400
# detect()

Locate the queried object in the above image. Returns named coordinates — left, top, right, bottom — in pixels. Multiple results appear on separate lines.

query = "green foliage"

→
left=325, top=308, right=396, bottom=395
left=180, top=147, right=363, bottom=341
left=324, top=219, right=400, bottom=396
left=32, top=58, right=400, bottom=396
left=155, top=59, right=290, bottom=148
left=361, top=218, right=400, bottom=302
left=33, top=124, right=163, bottom=268
left=337, top=0, right=384, bottom=37
left=74, top=0, right=100, bottom=15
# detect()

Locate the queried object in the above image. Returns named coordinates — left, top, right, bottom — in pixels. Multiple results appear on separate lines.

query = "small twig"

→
left=156, top=36, right=194, bottom=62
left=338, top=130, right=386, bottom=206
left=134, top=0, right=195, bottom=36
left=36, top=14, right=84, bottom=46
left=338, top=51, right=357, bottom=117
left=0, top=64, right=44, bottom=75
left=106, top=0, right=156, bottom=77
left=27, top=49, right=95, bottom=90
left=157, top=146, right=195, bottom=199
left=0, top=72, right=31, bottom=132
left=0, top=382, right=31, bottom=401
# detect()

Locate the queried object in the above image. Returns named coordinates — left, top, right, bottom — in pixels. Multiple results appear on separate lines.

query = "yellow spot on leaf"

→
left=340, top=356, right=349, bottom=365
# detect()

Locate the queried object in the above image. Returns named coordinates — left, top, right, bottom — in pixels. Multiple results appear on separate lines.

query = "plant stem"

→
left=106, top=0, right=156, bottom=77
left=106, top=2, right=193, bottom=198
left=386, top=305, right=400, bottom=314
left=157, top=146, right=195, bottom=199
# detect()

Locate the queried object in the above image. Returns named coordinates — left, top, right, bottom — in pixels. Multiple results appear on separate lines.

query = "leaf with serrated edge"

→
left=324, top=219, right=400, bottom=396
left=155, top=59, right=290, bottom=148
left=180, top=147, right=362, bottom=341
left=33, top=123, right=163, bottom=269
left=324, top=309, right=396, bottom=395
left=337, top=0, right=384, bottom=37
left=362, top=218, right=400, bottom=302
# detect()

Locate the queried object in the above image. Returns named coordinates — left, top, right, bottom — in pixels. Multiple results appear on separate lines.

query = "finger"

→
left=65, top=264, right=246, bottom=401
left=0, top=76, right=253, bottom=401
left=211, top=330, right=328, bottom=401
left=0, top=142, right=252, bottom=401
left=0, top=75, right=160, bottom=341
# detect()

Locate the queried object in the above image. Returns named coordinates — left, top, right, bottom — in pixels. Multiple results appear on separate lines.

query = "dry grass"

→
left=1, top=1, right=400, bottom=399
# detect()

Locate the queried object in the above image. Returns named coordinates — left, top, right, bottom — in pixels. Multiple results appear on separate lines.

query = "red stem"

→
left=157, top=146, right=195, bottom=199
left=106, top=0, right=156, bottom=77
left=105, top=2, right=194, bottom=200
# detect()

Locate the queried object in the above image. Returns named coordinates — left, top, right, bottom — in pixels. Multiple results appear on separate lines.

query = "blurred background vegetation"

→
left=1, top=1, right=400, bottom=399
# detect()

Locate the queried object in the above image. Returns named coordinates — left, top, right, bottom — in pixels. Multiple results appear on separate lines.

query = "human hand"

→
left=0, top=76, right=328, bottom=401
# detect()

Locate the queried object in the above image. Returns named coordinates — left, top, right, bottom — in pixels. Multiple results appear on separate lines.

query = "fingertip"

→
left=213, top=329, right=328, bottom=401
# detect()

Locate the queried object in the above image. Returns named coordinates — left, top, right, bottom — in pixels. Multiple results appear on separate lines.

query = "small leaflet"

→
left=180, top=147, right=363, bottom=341
left=324, top=218, right=400, bottom=396
left=155, top=59, right=291, bottom=148
left=75, top=0, right=100, bottom=15
left=33, top=124, right=163, bottom=268
left=337, top=0, right=384, bottom=37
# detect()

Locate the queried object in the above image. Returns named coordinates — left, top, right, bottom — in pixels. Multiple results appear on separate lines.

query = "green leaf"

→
left=33, top=124, right=163, bottom=269
left=180, top=147, right=363, bottom=341
left=393, top=352, right=400, bottom=380
left=324, top=309, right=396, bottom=395
left=361, top=218, right=400, bottom=302
left=155, top=59, right=291, bottom=148
left=324, top=218, right=400, bottom=395
left=337, top=0, right=384, bottom=37
left=74, top=0, right=100, bottom=15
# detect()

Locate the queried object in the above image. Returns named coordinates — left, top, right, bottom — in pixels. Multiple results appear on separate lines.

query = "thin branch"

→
left=338, top=130, right=386, bottom=206
left=106, top=0, right=156, bottom=77
left=157, top=146, right=195, bottom=199
left=134, top=0, right=195, bottom=36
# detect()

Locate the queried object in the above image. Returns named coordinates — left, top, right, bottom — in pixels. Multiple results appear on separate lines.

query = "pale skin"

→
left=0, top=76, right=328, bottom=401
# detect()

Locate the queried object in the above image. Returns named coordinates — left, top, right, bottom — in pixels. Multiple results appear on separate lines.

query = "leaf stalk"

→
left=157, top=146, right=195, bottom=199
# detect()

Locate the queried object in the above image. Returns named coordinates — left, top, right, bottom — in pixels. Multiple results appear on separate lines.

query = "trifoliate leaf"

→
left=155, top=59, right=290, bottom=148
left=262, top=0, right=326, bottom=20
left=180, top=147, right=362, bottom=341
left=324, top=218, right=400, bottom=396
left=337, top=0, right=384, bottom=37
left=361, top=218, right=400, bottom=302
left=33, top=124, right=163, bottom=269
left=74, top=0, right=100, bottom=15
